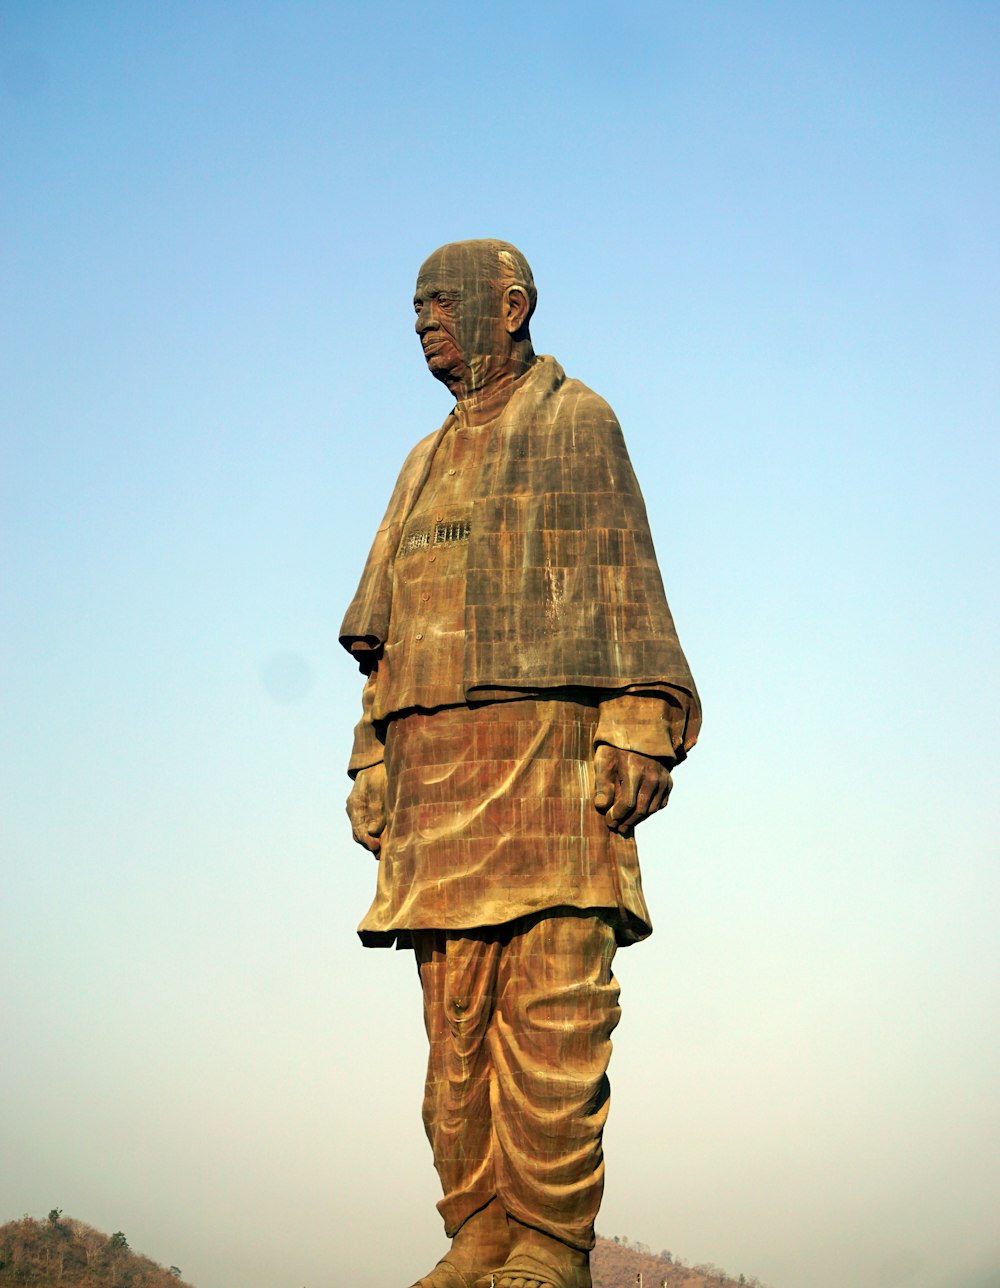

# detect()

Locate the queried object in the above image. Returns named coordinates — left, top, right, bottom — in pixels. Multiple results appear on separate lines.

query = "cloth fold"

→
left=340, top=355, right=700, bottom=752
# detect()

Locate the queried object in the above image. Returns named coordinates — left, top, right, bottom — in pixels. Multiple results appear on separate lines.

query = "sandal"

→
left=473, top=1249, right=591, bottom=1288
left=409, top=1256, right=481, bottom=1288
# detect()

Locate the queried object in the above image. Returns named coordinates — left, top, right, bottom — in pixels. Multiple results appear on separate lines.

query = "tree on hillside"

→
left=0, top=1212, right=196, bottom=1288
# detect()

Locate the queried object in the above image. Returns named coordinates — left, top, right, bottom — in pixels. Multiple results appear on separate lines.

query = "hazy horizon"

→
left=3, top=4, right=998, bottom=1287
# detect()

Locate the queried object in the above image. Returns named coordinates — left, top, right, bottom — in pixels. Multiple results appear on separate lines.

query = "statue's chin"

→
left=425, top=355, right=463, bottom=390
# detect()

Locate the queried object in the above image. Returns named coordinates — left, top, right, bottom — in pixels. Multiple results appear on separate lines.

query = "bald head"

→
left=414, top=239, right=537, bottom=401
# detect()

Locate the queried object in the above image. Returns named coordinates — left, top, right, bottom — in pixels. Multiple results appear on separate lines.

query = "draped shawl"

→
left=340, top=355, right=700, bottom=753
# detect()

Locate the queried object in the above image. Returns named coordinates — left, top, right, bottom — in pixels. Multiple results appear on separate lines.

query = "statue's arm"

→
left=592, top=691, right=690, bottom=834
left=345, top=670, right=386, bottom=857
left=347, top=669, right=383, bottom=778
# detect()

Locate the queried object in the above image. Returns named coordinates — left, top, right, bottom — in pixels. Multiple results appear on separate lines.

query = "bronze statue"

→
left=341, top=240, right=700, bottom=1288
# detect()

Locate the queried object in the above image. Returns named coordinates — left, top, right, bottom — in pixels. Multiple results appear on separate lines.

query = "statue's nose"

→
left=415, top=300, right=440, bottom=334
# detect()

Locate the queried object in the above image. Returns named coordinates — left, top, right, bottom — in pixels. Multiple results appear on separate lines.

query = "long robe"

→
left=341, top=356, right=700, bottom=948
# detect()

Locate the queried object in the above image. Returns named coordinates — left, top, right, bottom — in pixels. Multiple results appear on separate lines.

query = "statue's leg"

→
left=482, top=910, right=621, bottom=1288
left=410, top=931, right=510, bottom=1287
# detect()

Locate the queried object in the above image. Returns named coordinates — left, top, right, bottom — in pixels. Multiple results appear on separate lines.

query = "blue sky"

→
left=2, top=4, right=998, bottom=1287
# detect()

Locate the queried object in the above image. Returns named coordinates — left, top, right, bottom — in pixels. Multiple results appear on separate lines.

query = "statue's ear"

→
left=503, top=285, right=530, bottom=334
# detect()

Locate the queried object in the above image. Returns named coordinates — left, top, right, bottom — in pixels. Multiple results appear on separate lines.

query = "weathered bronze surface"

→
left=341, top=240, right=700, bottom=1288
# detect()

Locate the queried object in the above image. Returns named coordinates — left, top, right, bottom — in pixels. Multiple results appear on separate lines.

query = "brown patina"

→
left=341, top=240, right=700, bottom=1288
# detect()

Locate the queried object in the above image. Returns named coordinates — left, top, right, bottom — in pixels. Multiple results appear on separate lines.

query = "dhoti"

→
left=412, top=909, right=621, bottom=1251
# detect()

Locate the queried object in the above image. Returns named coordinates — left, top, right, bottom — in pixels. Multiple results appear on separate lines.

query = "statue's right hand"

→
left=346, top=763, right=387, bottom=858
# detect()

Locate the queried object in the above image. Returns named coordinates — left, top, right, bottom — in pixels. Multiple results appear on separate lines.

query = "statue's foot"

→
left=473, top=1248, right=591, bottom=1288
left=408, top=1256, right=479, bottom=1288
left=474, top=1218, right=591, bottom=1288
left=410, top=1200, right=510, bottom=1288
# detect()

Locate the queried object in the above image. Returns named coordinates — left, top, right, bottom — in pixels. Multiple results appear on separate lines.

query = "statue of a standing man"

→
left=341, top=240, right=700, bottom=1288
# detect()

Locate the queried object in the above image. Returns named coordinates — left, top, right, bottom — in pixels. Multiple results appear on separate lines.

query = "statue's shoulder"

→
left=368, top=424, right=447, bottom=535
left=400, top=425, right=444, bottom=472
left=387, top=423, right=445, bottom=493
left=533, top=356, right=620, bottom=430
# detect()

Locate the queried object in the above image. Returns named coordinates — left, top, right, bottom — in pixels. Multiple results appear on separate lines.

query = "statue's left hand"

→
left=346, top=762, right=387, bottom=857
left=593, top=745, right=672, bottom=834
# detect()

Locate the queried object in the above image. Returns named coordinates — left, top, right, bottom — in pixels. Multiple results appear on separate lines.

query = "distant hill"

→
left=0, top=1213, right=195, bottom=1288
left=592, top=1235, right=770, bottom=1288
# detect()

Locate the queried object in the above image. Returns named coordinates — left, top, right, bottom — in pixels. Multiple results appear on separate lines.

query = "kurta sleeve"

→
left=593, top=691, right=695, bottom=767
left=348, top=669, right=385, bottom=780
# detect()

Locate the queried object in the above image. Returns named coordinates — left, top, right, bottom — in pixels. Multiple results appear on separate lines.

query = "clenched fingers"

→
left=345, top=763, right=387, bottom=857
left=595, top=745, right=672, bottom=834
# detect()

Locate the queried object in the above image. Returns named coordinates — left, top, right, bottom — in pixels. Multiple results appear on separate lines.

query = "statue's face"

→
left=413, top=244, right=508, bottom=395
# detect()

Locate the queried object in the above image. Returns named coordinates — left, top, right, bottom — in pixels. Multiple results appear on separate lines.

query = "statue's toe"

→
left=409, top=1256, right=479, bottom=1288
